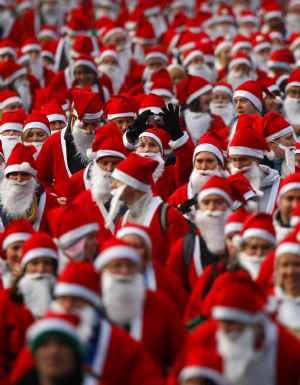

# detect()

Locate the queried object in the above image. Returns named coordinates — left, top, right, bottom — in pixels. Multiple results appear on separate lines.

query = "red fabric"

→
left=167, top=183, right=188, bottom=207
left=256, top=250, right=275, bottom=293
left=38, top=192, right=59, bottom=233
left=66, top=168, right=86, bottom=203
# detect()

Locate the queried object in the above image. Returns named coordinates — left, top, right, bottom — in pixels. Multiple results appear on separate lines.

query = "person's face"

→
left=229, top=155, right=257, bottom=169
left=189, top=55, right=204, bottom=66
left=218, top=47, right=231, bottom=65
left=194, top=152, right=219, bottom=171
left=286, top=86, right=300, bottom=99
left=121, top=234, right=148, bottom=267
left=217, top=319, right=248, bottom=334
left=112, top=180, right=138, bottom=204
left=0, top=53, right=15, bottom=62
left=49, top=121, right=65, bottom=132
left=25, top=257, right=56, bottom=274
left=74, top=65, right=96, bottom=87
left=278, top=132, right=296, bottom=148
left=257, top=47, right=271, bottom=60
left=5, top=241, right=24, bottom=275
left=264, top=95, right=280, bottom=112
left=226, top=232, right=239, bottom=258
left=100, top=56, right=118, bottom=66
left=1, top=129, right=21, bottom=136
left=181, top=379, right=208, bottom=385
left=103, top=258, right=140, bottom=275
left=278, top=189, right=300, bottom=224
left=80, top=118, right=101, bottom=135
left=2, top=102, right=22, bottom=113
left=84, top=233, right=99, bottom=262
left=296, top=153, right=300, bottom=167
left=199, top=194, right=229, bottom=212
left=34, top=337, right=77, bottom=380
left=146, top=57, right=166, bottom=71
left=267, top=16, right=283, bottom=31
left=97, top=156, right=121, bottom=173
left=199, top=91, right=212, bottom=113
left=24, top=128, right=48, bottom=142
left=168, top=67, right=186, bottom=84
left=106, top=32, right=127, bottom=48
left=57, top=296, right=89, bottom=313
left=234, top=97, right=258, bottom=115
left=27, top=49, right=40, bottom=60
left=136, top=136, right=161, bottom=154
left=7, top=172, right=32, bottom=182
left=277, top=253, right=300, bottom=296
left=212, top=91, right=231, bottom=105
left=112, top=116, right=134, bottom=133
left=242, top=237, right=274, bottom=257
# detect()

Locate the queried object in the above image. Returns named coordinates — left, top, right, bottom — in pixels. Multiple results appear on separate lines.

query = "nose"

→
left=36, top=263, right=47, bottom=274
left=105, top=163, right=114, bottom=173
left=86, top=126, right=95, bottom=135
left=119, top=265, right=131, bottom=275
left=207, top=202, right=217, bottom=211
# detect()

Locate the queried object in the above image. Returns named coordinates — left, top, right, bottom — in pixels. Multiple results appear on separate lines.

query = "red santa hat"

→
left=27, top=312, right=84, bottom=356
left=138, top=93, right=165, bottom=115
left=259, top=112, right=294, bottom=142
left=144, top=46, right=168, bottom=63
left=101, top=24, right=127, bottom=44
left=286, top=68, right=300, bottom=92
left=0, top=90, right=22, bottom=110
left=234, top=81, right=269, bottom=113
left=40, top=101, right=67, bottom=125
left=238, top=10, right=259, bottom=26
left=212, top=82, right=233, bottom=98
left=231, top=35, right=252, bottom=55
left=116, top=223, right=152, bottom=250
left=0, top=39, right=17, bottom=59
left=52, top=204, right=99, bottom=250
left=176, top=75, right=212, bottom=106
left=38, top=25, right=58, bottom=41
left=0, top=60, right=27, bottom=86
left=21, top=232, right=58, bottom=268
left=291, top=199, right=300, bottom=226
left=1, top=219, right=35, bottom=252
left=104, top=94, right=138, bottom=120
left=228, top=52, right=252, bottom=71
left=239, top=213, right=276, bottom=246
left=263, top=3, right=282, bottom=21
left=131, top=19, right=156, bottom=45
left=216, top=3, right=235, bottom=24
left=71, top=35, right=96, bottom=58
left=193, top=131, right=224, bottom=165
left=72, top=90, right=103, bottom=121
left=0, top=111, right=24, bottom=134
left=73, top=54, right=98, bottom=74
left=91, top=122, right=126, bottom=160
left=4, top=143, right=36, bottom=177
left=289, top=32, right=300, bottom=52
left=98, top=46, right=119, bottom=63
left=112, top=152, right=158, bottom=192
left=214, top=37, right=232, bottom=56
left=225, top=208, right=250, bottom=236
left=139, top=0, right=161, bottom=18
left=227, top=172, right=257, bottom=201
left=149, top=69, right=175, bottom=99
left=179, top=349, right=225, bottom=385
left=181, top=47, right=203, bottom=67
left=228, top=115, right=269, bottom=159
left=23, top=111, right=51, bottom=136
left=267, top=48, right=294, bottom=72
left=252, top=33, right=272, bottom=54
left=139, top=127, right=171, bottom=155
left=277, top=173, right=300, bottom=203
left=54, top=262, right=100, bottom=307
left=94, top=238, right=140, bottom=271
left=63, top=11, right=90, bottom=36
left=277, top=233, right=300, bottom=259
left=21, top=37, right=41, bottom=54
left=41, top=41, right=57, bottom=62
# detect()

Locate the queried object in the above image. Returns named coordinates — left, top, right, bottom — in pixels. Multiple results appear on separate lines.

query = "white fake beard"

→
left=30, top=57, right=44, bottom=81
left=195, top=209, right=231, bottom=255
left=238, top=251, right=264, bottom=280
left=217, top=327, right=256, bottom=383
left=215, top=25, right=237, bottom=38
left=137, top=152, right=164, bottom=181
left=24, top=141, right=43, bottom=159
left=183, top=110, right=212, bottom=145
left=227, top=70, right=255, bottom=91
left=280, top=144, right=296, bottom=177
left=18, top=273, right=56, bottom=318
left=91, top=162, right=113, bottom=204
left=230, top=162, right=261, bottom=192
left=98, top=64, right=123, bottom=94
left=283, top=97, right=300, bottom=125
left=0, top=10, right=11, bottom=29
left=133, top=44, right=145, bottom=64
left=116, top=43, right=132, bottom=77
left=187, top=64, right=215, bottom=82
left=72, top=120, right=94, bottom=162
left=0, top=178, right=37, bottom=218
left=101, top=272, right=145, bottom=325
left=209, top=102, right=235, bottom=125
left=14, top=78, right=31, bottom=113
left=106, top=184, right=126, bottom=229
left=0, top=135, right=21, bottom=160
left=189, top=167, right=222, bottom=196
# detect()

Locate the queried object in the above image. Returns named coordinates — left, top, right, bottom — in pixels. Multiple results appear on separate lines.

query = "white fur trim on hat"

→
left=22, top=44, right=41, bottom=53
left=103, top=27, right=126, bottom=43
left=145, top=52, right=168, bottom=63
left=225, top=222, right=243, bottom=235
left=73, top=109, right=103, bottom=120
left=286, top=81, right=300, bottom=92
left=179, top=367, right=225, bottom=385
left=231, top=42, right=252, bottom=55
left=276, top=242, right=300, bottom=259
left=5, top=163, right=36, bottom=177
left=94, top=245, right=140, bottom=270
left=99, top=49, right=118, bottom=61
left=73, top=59, right=97, bottom=73
left=213, top=85, right=233, bottom=97
left=47, top=114, right=67, bottom=125
left=0, top=96, right=22, bottom=109
left=108, top=112, right=136, bottom=120
left=229, top=58, right=251, bottom=70
left=186, top=84, right=212, bottom=105
left=3, top=67, right=27, bottom=86
left=212, top=306, right=262, bottom=324
left=228, top=146, right=263, bottom=159
left=27, top=318, right=77, bottom=345
left=2, top=232, right=31, bottom=250
left=0, top=122, right=23, bottom=133
left=253, top=41, right=271, bottom=53
left=193, top=143, right=224, bottom=164
left=59, top=223, right=99, bottom=250
left=54, top=283, right=100, bottom=306
left=96, top=150, right=126, bottom=160
left=267, top=60, right=291, bottom=71
left=0, top=47, right=16, bottom=58
left=116, top=227, right=152, bottom=249
left=151, top=88, right=173, bottom=99
left=278, top=182, right=300, bottom=201
left=198, top=187, right=233, bottom=206
left=265, top=11, right=282, bottom=20
left=182, top=50, right=203, bottom=67
left=215, top=41, right=232, bottom=56
left=21, top=247, right=58, bottom=267
left=23, top=122, right=50, bottom=136
left=112, top=168, right=151, bottom=192
left=243, top=228, right=276, bottom=245
left=139, top=132, right=163, bottom=152
left=265, top=125, right=293, bottom=142
left=138, top=106, right=163, bottom=115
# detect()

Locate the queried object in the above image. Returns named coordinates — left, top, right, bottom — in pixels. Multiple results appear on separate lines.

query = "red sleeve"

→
left=36, top=137, right=56, bottom=195
left=171, top=135, right=194, bottom=188
left=256, top=251, right=275, bottom=293
left=166, top=237, right=190, bottom=291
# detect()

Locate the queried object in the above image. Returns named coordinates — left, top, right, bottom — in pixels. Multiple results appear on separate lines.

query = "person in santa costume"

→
left=209, top=82, right=235, bottom=126
left=0, top=219, right=35, bottom=289
left=0, top=143, right=58, bottom=232
left=115, top=223, right=188, bottom=315
left=95, top=237, right=186, bottom=377
left=40, top=100, right=67, bottom=134
left=226, top=53, right=257, bottom=91
left=36, top=90, right=103, bottom=203
left=0, top=110, right=24, bottom=161
left=166, top=174, right=246, bottom=291
left=110, top=152, right=190, bottom=266
left=0, top=1, right=24, bottom=45
left=175, top=271, right=300, bottom=385
left=0, top=231, right=57, bottom=383
left=0, top=90, right=22, bottom=119
left=228, top=114, right=280, bottom=213
left=176, top=75, right=225, bottom=145
left=181, top=45, right=215, bottom=83
left=283, top=68, right=300, bottom=132
left=104, top=93, right=138, bottom=133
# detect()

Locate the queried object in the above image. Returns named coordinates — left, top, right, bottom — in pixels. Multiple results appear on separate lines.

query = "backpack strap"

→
left=159, top=203, right=170, bottom=234
left=183, top=232, right=196, bottom=269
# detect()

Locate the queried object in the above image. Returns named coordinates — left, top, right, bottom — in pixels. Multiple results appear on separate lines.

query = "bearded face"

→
left=90, top=162, right=113, bottom=204
left=97, top=62, right=124, bottom=94
left=72, top=119, right=95, bottom=162
left=210, top=101, right=235, bottom=125
left=183, top=109, right=212, bottom=145
left=283, top=96, right=300, bottom=125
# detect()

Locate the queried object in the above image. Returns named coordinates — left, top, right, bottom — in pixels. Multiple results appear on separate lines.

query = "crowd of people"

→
left=1, top=0, right=300, bottom=384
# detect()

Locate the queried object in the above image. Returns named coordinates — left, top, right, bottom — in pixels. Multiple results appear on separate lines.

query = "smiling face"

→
left=277, top=253, right=300, bottom=296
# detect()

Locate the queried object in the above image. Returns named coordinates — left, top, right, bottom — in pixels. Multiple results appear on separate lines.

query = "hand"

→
left=126, top=110, right=154, bottom=142
left=160, top=103, right=183, bottom=141
left=57, top=197, right=67, bottom=205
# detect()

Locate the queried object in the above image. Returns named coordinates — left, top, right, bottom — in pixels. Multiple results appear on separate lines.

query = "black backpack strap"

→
left=159, top=203, right=170, bottom=234
left=199, top=234, right=219, bottom=269
left=183, top=232, right=196, bottom=269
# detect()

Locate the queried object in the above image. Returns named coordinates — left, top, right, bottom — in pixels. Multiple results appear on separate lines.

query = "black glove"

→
left=126, top=110, right=153, bottom=142
left=160, top=103, right=183, bottom=141
left=178, top=195, right=198, bottom=214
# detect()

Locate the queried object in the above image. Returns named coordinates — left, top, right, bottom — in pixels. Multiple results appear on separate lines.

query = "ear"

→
left=268, top=141, right=277, bottom=151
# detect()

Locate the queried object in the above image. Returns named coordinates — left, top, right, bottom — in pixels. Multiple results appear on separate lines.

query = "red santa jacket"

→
left=168, top=182, right=190, bottom=207
left=117, top=196, right=190, bottom=266
left=256, top=250, right=275, bottom=293
left=66, top=167, right=88, bottom=203
left=168, top=318, right=300, bottom=385
left=0, top=288, right=34, bottom=385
